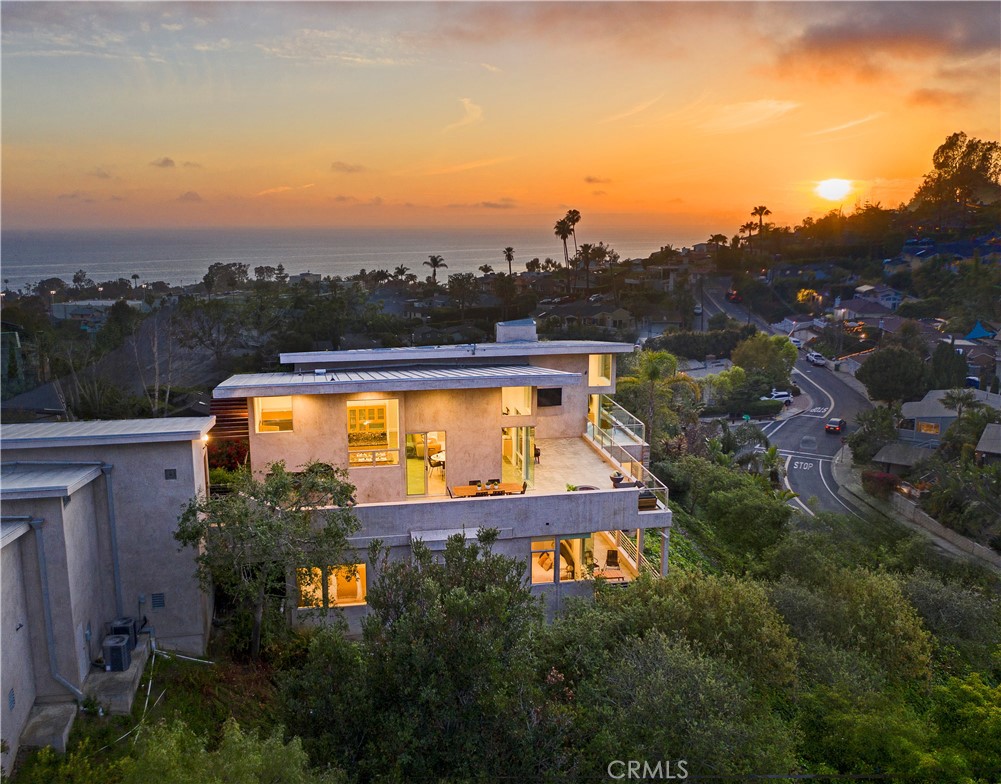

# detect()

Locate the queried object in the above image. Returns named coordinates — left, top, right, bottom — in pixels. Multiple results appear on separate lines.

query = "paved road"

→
left=760, top=357, right=872, bottom=517
left=702, top=276, right=875, bottom=516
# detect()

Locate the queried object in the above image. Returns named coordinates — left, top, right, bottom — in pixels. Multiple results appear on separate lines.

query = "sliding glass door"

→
left=501, top=426, right=534, bottom=486
left=405, top=431, right=446, bottom=496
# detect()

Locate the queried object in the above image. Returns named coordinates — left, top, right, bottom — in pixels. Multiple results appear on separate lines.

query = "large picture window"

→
left=588, top=354, right=612, bottom=387
left=298, top=564, right=368, bottom=608
left=255, top=396, right=293, bottom=432
left=347, top=399, right=400, bottom=466
left=916, top=421, right=941, bottom=435
left=502, top=386, right=532, bottom=416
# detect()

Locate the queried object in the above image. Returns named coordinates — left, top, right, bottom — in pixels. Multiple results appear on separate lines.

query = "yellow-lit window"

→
left=917, top=421, right=941, bottom=435
left=297, top=564, right=367, bottom=609
left=588, top=354, right=612, bottom=387
left=347, top=400, right=400, bottom=466
left=255, top=396, right=293, bottom=433
left=531, top=538, right=556, bottom=585
left=502, top=387, right=532, bottom=416
left=330, top=564, right=367, bottom=606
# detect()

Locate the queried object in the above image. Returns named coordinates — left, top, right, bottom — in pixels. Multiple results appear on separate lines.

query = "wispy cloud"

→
left=256, top=28, right=406, bottom=66
left=150, top=156, right=175, bottom=168
left=160, top=23, right=183, bottom=32
left=193, top=38, right=231, bottom=52
left=807, top=112, right=884, bottom=136
left=480, top=62, right=501, bottom=73
left=699, top=100, right=799, bottom=133
left=600, top=94, right=663, bottom=124
left=182, top=161, right=202, bottom=169
left=448, top=198, right=517, bottom=210
left=255, top=184, right=316, bottom=197
left=424, top=156, right=514, bottom=176
left=331, top=161, right=367, bottom=174
left=908, top=88, right=972, bottom=108
left=58, top=191, right=93, bottom=202
left=177, top=191, right=203, bottom=202
left=585, top=175, right=611, bottom=184
left=87, top=167, right=113, bottom=179
left=443, top=97, right=483, bottom=133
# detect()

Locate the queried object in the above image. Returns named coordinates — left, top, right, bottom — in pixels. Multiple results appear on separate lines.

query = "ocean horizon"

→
left=0, top=225, right=686, bottom=292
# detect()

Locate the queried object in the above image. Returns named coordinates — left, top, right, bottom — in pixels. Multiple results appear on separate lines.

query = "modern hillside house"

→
left=0, top=418, right=214, bottom=776
left=213, top=320, right=672, bottom=629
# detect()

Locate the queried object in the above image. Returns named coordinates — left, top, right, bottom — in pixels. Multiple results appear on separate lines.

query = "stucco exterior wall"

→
left=1, top=537, right=37, bottom=778
left=3, top=440, right=211, bottom=655
left=59, top=481, right=114, bottom=683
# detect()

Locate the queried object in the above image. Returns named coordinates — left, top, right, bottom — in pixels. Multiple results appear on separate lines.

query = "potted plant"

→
left=610, top=471, right=625, bottom=488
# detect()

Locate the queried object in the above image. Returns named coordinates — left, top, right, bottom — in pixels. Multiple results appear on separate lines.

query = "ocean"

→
left=0, top=226, right=675, bottom=292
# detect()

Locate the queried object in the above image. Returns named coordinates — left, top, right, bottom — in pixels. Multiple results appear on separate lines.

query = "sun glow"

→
left=815, top=179, right=852, bottom=201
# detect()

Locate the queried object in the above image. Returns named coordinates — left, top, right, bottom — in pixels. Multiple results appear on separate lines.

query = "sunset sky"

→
left=2, top=1, right=999, bottom=241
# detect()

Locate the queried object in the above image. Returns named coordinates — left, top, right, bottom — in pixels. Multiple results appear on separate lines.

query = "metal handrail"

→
left=598, top=394, right=646, bottom=441
left=614, top=530, right=657, bottom=576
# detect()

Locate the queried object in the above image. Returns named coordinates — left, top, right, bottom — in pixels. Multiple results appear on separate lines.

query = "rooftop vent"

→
left=495, top=320, right=537, bottom=344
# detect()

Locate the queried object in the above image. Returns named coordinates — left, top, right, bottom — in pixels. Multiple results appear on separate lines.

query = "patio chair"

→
left=605, top=550, right=620, bottom=569
left=487, top=478, right=500, bottom=485
left=520, top=481, right=528, bottom=494
left=468, top=479, right=481, bottom=487
left=534, top=446, right=541, bottom=464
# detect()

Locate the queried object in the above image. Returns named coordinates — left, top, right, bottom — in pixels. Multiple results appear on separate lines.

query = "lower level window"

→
left=298, top=564, right=368, bottom=608
left=531, top=538, right=556, bottom=585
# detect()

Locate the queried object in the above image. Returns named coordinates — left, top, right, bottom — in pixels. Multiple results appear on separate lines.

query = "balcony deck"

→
left=532, top=436, right=621, bottom=493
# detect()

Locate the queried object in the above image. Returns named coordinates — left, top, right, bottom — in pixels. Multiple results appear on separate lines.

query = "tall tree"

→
left=446, top=272, right=480, bottom=320
left=175, top=461, right=359, bottom=659
left=423, top=254, right=447, bottom=285
left=502, top=246, right=515, bottom=276
left=565, top=209, right=581, bottom=255
left=856, top=347, right=928, bottom=403
left=751, top=204, right=771, bottom=233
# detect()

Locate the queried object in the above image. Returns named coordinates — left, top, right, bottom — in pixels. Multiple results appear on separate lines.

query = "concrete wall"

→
left=3, top=439, right=211, bottom=655
left=301, top=489, right=669, bottom=634
left=1, top=537, right=37, bottom=778
left=890, top=493, right=1001, bottom=569
left=59, top=482, right=114, bottom=683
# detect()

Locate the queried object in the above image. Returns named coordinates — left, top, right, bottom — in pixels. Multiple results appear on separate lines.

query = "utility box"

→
left=109, top=617, right=136, bottom=651
left=103, top=635, right=131, bottom=672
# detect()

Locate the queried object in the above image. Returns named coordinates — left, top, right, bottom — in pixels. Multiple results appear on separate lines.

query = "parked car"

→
left=806, top=351, right=827, bottom=367
left=788, top=337, right=803, bottom=349
left=825, top=418, right=847, bottom=434
left=760, top=389, right=793, bottom=402
left=725, top=289, right=742, bottom=303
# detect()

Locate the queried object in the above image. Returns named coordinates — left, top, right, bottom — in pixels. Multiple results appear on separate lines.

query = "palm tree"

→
left=941, top=388, right=980, bottom=422
left=579, top=243, right=593, bottom=295
left=502, top=246, right=515, bottom=276
left=618, top=350, right=678, bottom=462
left=554, top=218, right=573, bottom=292
left=751, top=205, right=771, bottom=233
left=393, top=264, right=409, bottom=280
left=707, top=234, right=727, bottom=265
left=478, top=264, right=494, bottom=275
left=565, top=209, right=581, bottom=255
left=131, top=273, right=140, bottom=289
left=423, top=254, right=447, bottom=285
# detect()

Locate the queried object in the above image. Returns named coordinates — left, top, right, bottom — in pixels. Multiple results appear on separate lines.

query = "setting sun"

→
left=816, top=179, right=853, bottom=201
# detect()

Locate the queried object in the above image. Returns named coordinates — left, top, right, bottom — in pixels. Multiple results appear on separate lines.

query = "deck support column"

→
left=660, top=528, right=670, bottom=576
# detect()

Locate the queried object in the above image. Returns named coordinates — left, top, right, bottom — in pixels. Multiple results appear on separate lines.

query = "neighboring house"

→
left=0, top=418, right=214, bottom=776
left=211, top=319, right=671, bottom=633
left=774, top=314, right=815, bottom=335
left=855, top=284, right=904, bottom=311
left=897, top=389, right=1001, bottom=444
left=541, top=301, right=637, bottom=332
left=872, top=442, right=937, bottom=475
left=837, top=297, right=892, bottom=321
left=50, top=300, right=149, bottom=333
left=975, top=423, right=1001, bottom=465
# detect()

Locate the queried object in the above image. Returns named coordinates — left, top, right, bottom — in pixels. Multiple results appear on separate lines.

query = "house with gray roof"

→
left=897, top=389, right=1001, bottom=445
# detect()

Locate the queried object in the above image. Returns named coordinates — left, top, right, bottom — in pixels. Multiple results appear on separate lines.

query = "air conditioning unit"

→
left=109, top=617, right=136, bottom=650
left=102, top=634, right=131, bottom=672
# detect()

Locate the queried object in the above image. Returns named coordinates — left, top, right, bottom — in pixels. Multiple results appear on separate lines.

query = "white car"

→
left=693, top=304, right=703, bottom=315
left=806, top=351, right=826, bottom=367
left=788, top=337, right=803, bottom=349
left=760, top=389, right=793, bottom=402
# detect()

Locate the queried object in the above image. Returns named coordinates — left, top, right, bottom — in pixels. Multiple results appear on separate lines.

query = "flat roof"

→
left=280, top=339, right=634, bottom=369
left=1, top=417, right=215, bottom=449
left=0, top=463, right=103, bottom=500
left=214, top=364, right=581, bottom=399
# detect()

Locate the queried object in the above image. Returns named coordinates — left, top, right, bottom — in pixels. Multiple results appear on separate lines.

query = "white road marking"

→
left=793, top=367, right=836, bottom=414
left=783, top=455, right=814, bottom=516
left=817, top=458, right=864, bottom=519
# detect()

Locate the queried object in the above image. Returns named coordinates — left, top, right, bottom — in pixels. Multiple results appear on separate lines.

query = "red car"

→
left=825, top=418, right=846, bottom=434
